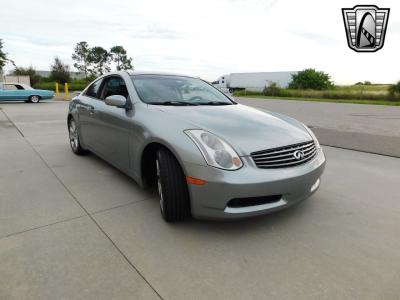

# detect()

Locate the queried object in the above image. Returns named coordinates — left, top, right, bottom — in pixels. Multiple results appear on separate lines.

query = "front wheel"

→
left=28, top=95, right=40, bottom=103
left=68, top=118, right=87, bottom=155
left=156, top=148, right=190, bottom=222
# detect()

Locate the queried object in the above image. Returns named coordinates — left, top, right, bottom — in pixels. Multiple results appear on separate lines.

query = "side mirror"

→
left=105, top=95, right=127, bottom=108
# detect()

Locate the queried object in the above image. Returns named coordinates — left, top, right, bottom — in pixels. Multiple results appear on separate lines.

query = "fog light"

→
left=310, top=178, right=320, bottom=193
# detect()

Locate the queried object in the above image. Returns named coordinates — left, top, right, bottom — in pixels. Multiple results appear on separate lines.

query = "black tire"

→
left=68, top=117, right=88, bottom=155
left=28, top=95, right=41, bottom=103
left=156, top=148, right=190, bottom=222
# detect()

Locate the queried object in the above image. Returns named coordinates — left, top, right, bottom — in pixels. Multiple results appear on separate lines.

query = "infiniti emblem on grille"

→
left=293, top=150, right=305, bottom=160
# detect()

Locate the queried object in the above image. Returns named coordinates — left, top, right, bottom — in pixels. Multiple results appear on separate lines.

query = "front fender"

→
left=134, top=132, right=207, bottom=186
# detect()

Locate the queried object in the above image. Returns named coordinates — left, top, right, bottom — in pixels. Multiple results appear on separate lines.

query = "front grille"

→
left=251, top=141, right=317, bottom=169
left=227, top=195, right=282, bottom=208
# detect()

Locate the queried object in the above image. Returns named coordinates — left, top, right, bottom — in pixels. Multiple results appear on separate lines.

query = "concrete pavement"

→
left=0, top=101, right=399, bottom=299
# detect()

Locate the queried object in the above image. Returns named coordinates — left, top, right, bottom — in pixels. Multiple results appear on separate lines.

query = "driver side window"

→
left=100, top=76, right=128, bottom=100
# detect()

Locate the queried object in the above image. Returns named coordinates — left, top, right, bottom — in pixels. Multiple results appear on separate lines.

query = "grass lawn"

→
left=234, top=84, right=400, bottom=106
left=335, top=84, right=389, bottom=92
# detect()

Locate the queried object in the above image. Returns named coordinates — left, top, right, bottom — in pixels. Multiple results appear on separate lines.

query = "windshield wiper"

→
left=147, top=101, right=198, bottom=106
left=197, top=101, right=231, bottom=105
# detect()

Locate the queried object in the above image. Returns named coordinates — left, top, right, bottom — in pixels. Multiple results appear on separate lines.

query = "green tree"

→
left=289, top=68, right=333, bottom=90
left=12, top=66, right=42, bottom=86
left=50, top=57, right=71, bottom=83
left=0, top=39, right=14, bottom=75
left=89, top=46, right=111, bottom=75
left=110, top=46, right=133, bottom=70
left=72, top=41, right=91, bottom=78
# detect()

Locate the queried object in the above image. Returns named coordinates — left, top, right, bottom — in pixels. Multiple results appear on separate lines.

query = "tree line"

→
left=72, top=41, right=133, bottom=77
left=0, top=39, right=133, bottom=84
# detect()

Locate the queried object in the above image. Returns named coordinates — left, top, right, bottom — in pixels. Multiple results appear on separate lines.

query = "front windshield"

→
left=131, top=75, right=234, bottom=105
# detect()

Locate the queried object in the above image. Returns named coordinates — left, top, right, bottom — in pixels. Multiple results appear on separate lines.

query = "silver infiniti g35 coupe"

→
left=67, top=71, right=326, bottom=222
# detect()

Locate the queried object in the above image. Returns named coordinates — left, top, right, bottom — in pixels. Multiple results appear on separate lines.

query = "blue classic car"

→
left=0, top=82, right=54, bottom=103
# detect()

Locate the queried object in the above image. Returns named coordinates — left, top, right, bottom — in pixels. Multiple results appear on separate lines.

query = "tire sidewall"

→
left=156, top=148, right=190, bottom=222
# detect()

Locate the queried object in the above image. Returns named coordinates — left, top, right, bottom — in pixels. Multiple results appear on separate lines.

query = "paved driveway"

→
left=0, top=101, right=399, bottom=299
left=237, top=97, right=400, bottom=157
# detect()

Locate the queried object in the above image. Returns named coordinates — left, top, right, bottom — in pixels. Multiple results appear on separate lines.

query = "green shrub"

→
left=289, top=69, right=333, bottom=90
left=33, top=81, right=87, bottom=92
left=389, top=81, right=400, bottom=97
left=32, top=76, right=93, bottom=91
left=262, top=82, right=281, bottom=96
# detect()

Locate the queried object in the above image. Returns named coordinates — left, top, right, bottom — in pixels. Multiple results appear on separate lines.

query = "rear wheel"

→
left=156, top=148, right=190, bottom=222
left=28, top=95, right=40, bottom=103
left=68, top=118, right=87, bottom=155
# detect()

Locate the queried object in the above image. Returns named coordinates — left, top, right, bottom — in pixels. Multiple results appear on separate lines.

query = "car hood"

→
left=154, top=104, right=312, bottom=155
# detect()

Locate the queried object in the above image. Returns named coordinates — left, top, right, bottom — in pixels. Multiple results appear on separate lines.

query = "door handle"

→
left=87, top=105, right=95, bottom=114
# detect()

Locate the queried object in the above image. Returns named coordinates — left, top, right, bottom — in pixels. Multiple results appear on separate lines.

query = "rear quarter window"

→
left=4, top=84, right=18, bottom=90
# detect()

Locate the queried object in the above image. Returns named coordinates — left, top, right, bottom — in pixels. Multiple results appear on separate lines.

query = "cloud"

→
left=287, top=30, right=341, bottom=45
left=0, top=0, right=399, bottom=83
left=129, top=26, right=185, bottom=40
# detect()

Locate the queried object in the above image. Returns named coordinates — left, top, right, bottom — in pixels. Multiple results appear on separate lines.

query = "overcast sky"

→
left=1, top=0, right=399, bottom=84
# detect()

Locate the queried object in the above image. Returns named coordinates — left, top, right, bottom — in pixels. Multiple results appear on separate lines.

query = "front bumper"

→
left=183, top=148, right=326, bottom=220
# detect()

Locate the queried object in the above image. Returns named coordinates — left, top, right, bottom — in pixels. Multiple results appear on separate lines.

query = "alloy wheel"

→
left=156, top=159, right=164, bottom=213
left=69, top=120, right=79, bottom=151
left=30, top=96, right=40, bottom=103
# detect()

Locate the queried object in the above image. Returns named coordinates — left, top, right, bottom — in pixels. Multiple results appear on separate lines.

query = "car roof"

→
left=0, top=82, right=25, bottom=85
left=125, top=70, right=198, bottom=78
left=0, top=82, right=31, bottom=86
left=0, top=83, right=33, bottom=90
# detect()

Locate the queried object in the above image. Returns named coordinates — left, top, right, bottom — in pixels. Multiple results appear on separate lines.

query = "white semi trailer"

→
left=212, top=71, right=297, bottom=92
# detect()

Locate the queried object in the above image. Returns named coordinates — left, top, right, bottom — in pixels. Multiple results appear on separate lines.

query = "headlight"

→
left=185, top=129, right=243, bottom=170
left=303, top=124, right=321, bottom=149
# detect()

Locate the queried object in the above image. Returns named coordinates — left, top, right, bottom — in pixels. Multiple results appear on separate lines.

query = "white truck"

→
left=212, top=71, right=297, bottom=93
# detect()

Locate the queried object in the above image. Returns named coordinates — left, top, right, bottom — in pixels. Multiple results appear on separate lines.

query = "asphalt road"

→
left=0, top=101, right=399, bottom=300
left=237, top=97, right=400, bottom=157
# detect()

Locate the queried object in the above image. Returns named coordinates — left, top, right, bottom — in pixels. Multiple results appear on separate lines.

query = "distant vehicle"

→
left=68, top=71, right=325, bottom=222
left=212, top=71, right=298, bottom=93
left=0, top=82, right=54, bottom=103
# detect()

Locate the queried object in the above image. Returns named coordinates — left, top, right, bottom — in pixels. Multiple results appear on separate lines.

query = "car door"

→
left=94, top=76, right=131, bottom=171
left=1, top=84, right=21, bottom=100
left=77, top=78, right=103, bottom=150
left=14, top=84, right=31, bottom=100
